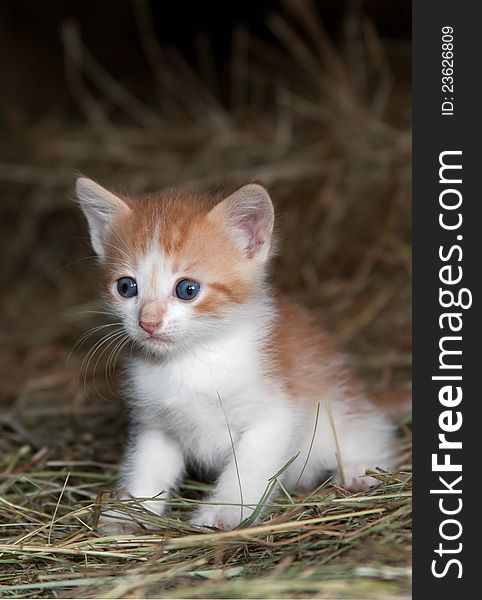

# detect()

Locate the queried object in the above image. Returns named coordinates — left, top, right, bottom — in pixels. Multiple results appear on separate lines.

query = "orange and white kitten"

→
left=76, top=177, right=397, bottom=531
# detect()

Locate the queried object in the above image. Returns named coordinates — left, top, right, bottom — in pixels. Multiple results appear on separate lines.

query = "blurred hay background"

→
left=0, top=0, right=411, bottom=597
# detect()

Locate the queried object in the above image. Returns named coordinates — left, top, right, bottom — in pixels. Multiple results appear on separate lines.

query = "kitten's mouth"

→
left=145, top=333, right=173, bottom=344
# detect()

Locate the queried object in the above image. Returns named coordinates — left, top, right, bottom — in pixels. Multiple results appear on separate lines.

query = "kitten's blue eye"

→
left=117, top=277, right=138, bottom=298
left=175, top=279, right=200, bottom=301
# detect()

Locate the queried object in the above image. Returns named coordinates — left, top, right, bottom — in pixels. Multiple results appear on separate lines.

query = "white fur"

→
left=113, top=304, right=396, bottom=531
left=111, top=265, right=395, bottom=530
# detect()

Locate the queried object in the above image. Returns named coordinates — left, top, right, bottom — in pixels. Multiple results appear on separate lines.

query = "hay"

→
left=0, top=1, right=411, bottom=597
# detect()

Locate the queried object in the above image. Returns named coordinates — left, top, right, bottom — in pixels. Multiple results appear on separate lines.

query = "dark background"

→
left=1, top=0, right=410, bottom=124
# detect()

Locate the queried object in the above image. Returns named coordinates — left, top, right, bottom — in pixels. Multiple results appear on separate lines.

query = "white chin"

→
left=142, top=338, right=174, bottom=354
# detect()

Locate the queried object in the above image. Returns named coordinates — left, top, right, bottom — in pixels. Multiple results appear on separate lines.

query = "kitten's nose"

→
left=139, top=319, right=161, bottom=335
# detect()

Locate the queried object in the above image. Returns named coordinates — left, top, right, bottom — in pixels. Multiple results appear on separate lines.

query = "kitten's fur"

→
left=76, top=178, right=397, bottom=531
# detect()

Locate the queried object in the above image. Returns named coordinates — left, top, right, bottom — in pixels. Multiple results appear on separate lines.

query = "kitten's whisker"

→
left=107, top=336, right=132, bottom=391
left=106, top=336, right=122, bottom=378
left=77, top=310, right=120, bottom=317
left=91, top=330, right=125, bottom=377
left=88, top=331, right=127, bottom=402
left=113, top=336, right=131, bottom=370
left=56, top=255, right=99, bottom=274
left=75, top=321, right=121, bottom=337
left=79, top=330, right=125, bottom=397
left=69, top=323, right=123, bottom=363
left=57, top=253, right=125, bottom=275
left=79, top=332, right=114, bottom=390
left=105, top=334, right=130, bottom=390
left=74, top=322, right=123, bottom=344
left=91, top=331, right=127, bottom=399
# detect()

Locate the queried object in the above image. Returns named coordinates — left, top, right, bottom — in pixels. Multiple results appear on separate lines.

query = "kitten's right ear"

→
left=75, top=177, right=130, bottom=259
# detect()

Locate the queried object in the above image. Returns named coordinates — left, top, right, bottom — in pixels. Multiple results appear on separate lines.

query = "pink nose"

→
left=139, top=320, right=161, bottom=335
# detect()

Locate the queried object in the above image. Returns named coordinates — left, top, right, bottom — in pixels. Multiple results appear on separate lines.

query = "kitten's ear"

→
left=75, top=177, right=130, bottom=259
left=209, top=184, right=274, bottom=260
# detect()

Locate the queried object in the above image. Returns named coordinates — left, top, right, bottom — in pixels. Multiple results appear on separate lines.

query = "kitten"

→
left=76, top=177, right=398, bottom=531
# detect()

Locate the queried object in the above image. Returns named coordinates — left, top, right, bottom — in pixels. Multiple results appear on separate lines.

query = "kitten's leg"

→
left=99, top=428, right=184, bottom=533
left=282, top=399, right=397, bottom=494
left=333, top=434, right=396, bottom=490
left=313, top=402, right=397, bottom=492
left=191, top=410, right=293, bottom=530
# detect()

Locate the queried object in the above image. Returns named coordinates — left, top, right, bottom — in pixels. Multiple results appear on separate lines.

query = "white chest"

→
left=126, top=332, right=274, bottom=466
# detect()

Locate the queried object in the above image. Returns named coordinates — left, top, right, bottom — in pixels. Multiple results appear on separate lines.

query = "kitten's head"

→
left=76, top=178, right=275, bottom=355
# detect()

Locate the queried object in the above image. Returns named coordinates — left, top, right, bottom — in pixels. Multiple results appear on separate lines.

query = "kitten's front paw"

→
left=191, top=504, right=252, bottom=531
left=97, top=499, right=167, bottom=534
left=97, top=510, right=141, bottom=534
left=335, top=466, right=379, bottom=492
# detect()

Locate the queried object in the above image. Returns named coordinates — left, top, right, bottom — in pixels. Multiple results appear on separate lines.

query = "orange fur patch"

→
left=100, top=189, right=256, bottom=308
left=267, top=295, right=364, bottom=409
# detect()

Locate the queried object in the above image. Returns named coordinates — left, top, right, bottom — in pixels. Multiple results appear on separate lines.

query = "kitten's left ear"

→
left=75, top=177, right=130, bottom=259
left=209, top=184, right=274, bottom=260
